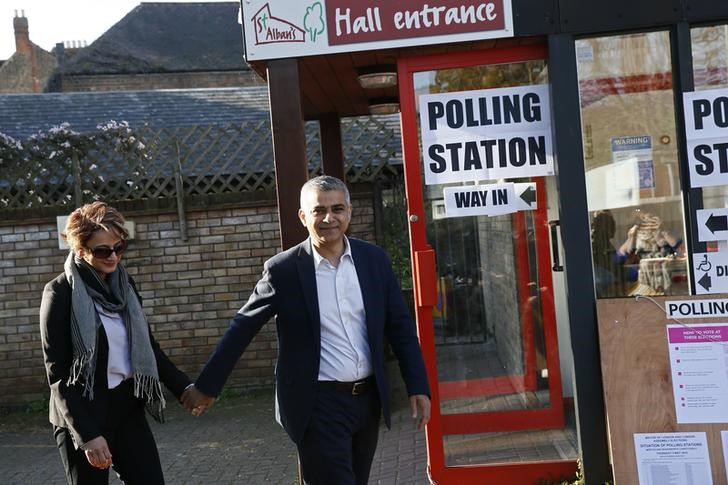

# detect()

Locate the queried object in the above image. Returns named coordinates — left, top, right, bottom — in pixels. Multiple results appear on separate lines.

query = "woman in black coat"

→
left=40, top=202, right=192, bottom=484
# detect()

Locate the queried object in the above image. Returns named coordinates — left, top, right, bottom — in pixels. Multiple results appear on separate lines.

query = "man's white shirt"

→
left=312, top=237, right=373, bottom=382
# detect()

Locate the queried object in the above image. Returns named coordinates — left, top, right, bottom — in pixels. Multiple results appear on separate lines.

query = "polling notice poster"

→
left=418, top=84, right=554, bottom=185
left=634, top=432, right=712, bottom=485
left=667, top=323, right=728, bottom=423
left=683, top=88, right=728, bottom=188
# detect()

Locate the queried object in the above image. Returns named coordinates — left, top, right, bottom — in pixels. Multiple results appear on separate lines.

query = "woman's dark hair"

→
left=62, top=202, right=128, bottom=253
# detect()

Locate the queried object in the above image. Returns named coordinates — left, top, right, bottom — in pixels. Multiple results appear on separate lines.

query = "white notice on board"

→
left=634, top=432, right=712, bottom=485
left=667, top=323, right=728, bottom=423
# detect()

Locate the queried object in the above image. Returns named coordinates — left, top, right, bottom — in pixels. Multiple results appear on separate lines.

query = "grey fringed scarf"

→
left=64, top=252, right=166, bottom=422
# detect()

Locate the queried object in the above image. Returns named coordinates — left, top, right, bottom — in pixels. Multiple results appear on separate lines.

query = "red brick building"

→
left=0, top=12, right=57, bottom=93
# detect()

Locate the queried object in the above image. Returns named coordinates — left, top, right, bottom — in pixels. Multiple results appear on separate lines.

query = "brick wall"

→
left=478, top=215, right=523, bottom=375
left=0, top=193, right=375, bottom=407
left=58, top=70, right=265, bottom=92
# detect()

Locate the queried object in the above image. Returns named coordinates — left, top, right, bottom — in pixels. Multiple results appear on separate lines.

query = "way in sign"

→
left=443, top=183, right=517, bottom=218
left=453, top=188, right=509, bottom=208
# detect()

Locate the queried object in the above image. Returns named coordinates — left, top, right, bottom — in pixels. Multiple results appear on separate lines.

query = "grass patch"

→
left=0, top=395, right=50, bottom=430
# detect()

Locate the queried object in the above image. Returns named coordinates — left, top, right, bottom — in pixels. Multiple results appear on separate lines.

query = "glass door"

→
left=398, top=45, right=579, bottom=484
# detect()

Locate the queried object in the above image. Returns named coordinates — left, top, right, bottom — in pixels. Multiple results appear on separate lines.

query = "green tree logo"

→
left=303, top=2, right=325, bottom=42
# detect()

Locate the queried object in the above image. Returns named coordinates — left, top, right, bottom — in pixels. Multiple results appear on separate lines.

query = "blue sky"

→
left=1, top=0, right=226, bottom=60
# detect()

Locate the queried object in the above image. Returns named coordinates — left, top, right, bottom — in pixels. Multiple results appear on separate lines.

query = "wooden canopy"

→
left=249, top=36, right=541, bottom=119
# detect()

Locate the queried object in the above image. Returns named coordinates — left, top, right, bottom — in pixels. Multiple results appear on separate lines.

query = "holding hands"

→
left=180, top=384, right=215, bottom=416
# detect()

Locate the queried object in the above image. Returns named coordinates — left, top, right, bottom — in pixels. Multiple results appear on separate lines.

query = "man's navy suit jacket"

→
left=196, top=237, right=430, bottom=444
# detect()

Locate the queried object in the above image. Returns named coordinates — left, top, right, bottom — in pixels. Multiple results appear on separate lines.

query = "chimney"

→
left=14, top=10, right=31, bottom=55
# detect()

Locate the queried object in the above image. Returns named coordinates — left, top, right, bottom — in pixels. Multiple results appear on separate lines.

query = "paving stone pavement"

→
left=0, top=389, right=429, bottom=485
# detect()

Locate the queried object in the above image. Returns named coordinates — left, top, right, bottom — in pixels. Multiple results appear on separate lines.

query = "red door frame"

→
left=398, top=44, right=578, bottom=484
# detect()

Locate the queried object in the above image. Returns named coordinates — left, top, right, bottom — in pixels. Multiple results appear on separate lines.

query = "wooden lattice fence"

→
left=0, top=115, right=402, bottom=219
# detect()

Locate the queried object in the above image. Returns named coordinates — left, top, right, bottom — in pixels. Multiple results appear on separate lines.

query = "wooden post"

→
left=71, top=151, right=82, bottom=207
left=173, top=140, right=188, bottom=241
left=267, top=59, right=309, bottom=250
left=319, top=114, right=346, bottom=182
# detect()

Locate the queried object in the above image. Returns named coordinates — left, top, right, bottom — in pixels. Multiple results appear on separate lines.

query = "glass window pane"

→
left=576, top=32, right=689, bottom=298
left=443, top=428, right=578, bottom=466
left=691, top=25, right=728, bottom=91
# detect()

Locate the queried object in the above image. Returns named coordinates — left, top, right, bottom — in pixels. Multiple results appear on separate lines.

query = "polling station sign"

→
left=683, top=88, right=728, bottom=188
left=418, top=84, right=554, bottom=185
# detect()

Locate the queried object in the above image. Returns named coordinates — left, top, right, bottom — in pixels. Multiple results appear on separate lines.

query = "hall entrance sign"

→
left=239, top=0, right=514, bottom=61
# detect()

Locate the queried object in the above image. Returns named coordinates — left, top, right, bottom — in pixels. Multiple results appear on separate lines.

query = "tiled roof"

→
left=0, top=86, right=269, bottom=138
left=62, top=2, right=247, bottom=75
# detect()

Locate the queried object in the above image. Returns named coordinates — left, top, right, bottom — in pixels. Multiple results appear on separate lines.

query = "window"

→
left=576, top=32, right=689, bottom=298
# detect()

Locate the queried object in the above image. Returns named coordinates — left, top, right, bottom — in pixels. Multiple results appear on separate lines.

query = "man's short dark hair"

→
left=300, top=175, right=351, bottom=207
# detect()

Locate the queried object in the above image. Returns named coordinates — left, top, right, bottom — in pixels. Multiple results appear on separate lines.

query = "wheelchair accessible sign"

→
left=693, top=249, right=728, bottom=294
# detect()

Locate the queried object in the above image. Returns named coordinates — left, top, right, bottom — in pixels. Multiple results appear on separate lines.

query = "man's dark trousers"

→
left=298, top=386, right=382, bottom=485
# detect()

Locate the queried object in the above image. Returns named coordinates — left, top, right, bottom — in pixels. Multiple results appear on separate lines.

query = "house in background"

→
left=52, top=2, right=264, bottom=92
left=0, top=12, right=56, bottom=93
left=0, top=3, right=263, bottom=94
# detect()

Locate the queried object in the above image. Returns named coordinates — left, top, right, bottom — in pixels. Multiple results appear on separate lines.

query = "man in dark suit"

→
left=183, top=175, right=430, bottom=485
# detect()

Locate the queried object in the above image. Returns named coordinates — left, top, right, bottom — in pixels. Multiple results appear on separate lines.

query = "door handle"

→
left=548, top=220, right=564, bottom=272
left=414, top=249, right=437, bottom=307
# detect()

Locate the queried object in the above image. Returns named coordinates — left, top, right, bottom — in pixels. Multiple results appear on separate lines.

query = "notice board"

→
left=597, top=295, right=728, bottom=485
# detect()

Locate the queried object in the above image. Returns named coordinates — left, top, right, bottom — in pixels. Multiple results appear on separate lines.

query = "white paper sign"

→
left=693, top=251, right=728, bottom=294
left=513, top=182, right=537, bottom=211
left=611, top=135, right=654, bottom=189
left=634, top=432, right=712, bottom=485
left=666, top=299, right=728, bottom=319
left=443, top=183, right=516, bottom=217
left=667, top=323, right=728, bottom=423
left=241, top=0, right=514, bottom=61
left=683, top=88, right=728, bottom=188
left=696, top=208, right=728, bottom=242
left=439, top=182, right=537, bottom=218
left=418, top=84, right=554, bottom=185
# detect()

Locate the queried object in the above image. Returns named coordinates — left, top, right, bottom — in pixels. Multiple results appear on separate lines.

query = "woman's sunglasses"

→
left=90, top=241, right=127, bottom=259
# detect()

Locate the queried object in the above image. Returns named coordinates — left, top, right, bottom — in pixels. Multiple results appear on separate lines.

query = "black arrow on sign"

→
left=698, top=272, right=712, bottom=292
left=519, top=186, right=536, bottom=206
left=706, top=213, right=728, bottom=234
